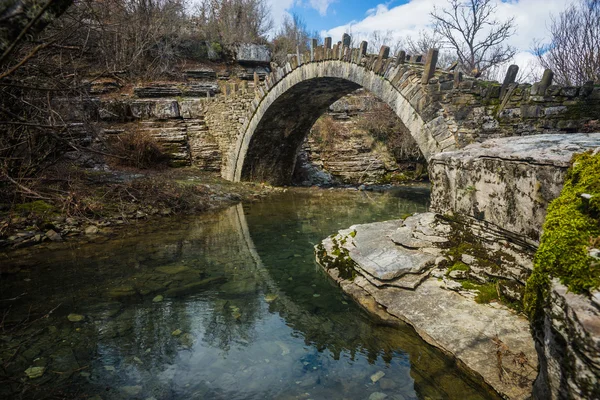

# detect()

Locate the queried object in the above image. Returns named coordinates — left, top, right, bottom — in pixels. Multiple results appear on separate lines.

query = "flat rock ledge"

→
left=315, top=212, right=538, bottom=400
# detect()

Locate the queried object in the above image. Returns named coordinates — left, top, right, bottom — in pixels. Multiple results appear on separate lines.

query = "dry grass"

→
left=107, top=129, right=170, bottom=169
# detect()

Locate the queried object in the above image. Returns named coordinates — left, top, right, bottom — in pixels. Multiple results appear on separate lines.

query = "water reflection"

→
left=0, top=186, right=497, bottom=400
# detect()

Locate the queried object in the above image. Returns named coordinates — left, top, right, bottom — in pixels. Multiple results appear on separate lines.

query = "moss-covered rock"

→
left=525, top=151, right=600, bottom=315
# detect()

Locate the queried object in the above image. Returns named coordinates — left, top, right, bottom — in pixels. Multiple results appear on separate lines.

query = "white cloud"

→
left=308, top=0, right=337, bottom=16
left=267, top=0, right=296, bottom=29
left=322, top=0, right=571, bottom=80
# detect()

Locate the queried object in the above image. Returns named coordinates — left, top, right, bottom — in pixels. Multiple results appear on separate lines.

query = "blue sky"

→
left=284, top=0, right=392, bottom=33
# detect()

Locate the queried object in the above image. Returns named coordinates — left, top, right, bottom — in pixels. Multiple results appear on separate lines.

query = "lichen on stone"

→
left=525, top=151, right=600, bottom=315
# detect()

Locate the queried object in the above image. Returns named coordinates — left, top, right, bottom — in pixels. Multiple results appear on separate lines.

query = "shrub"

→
left=108, top=129, right=169, bottom=169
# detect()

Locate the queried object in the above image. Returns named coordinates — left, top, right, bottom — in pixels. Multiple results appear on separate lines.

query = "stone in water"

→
left=370, top=371, right=385, bottom=383
left=25, top=366, right=45, bottom=379
left=67, top=313, right=84, bottom=322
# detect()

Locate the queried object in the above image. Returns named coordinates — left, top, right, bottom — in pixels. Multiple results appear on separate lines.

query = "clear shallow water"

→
left=0, top=186, right=499, bottom=400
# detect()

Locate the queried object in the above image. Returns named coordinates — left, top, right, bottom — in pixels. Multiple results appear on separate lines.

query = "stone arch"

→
left=224, top=60, right=457, bottom=184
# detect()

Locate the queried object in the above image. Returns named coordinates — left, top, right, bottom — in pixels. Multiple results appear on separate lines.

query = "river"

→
left=0, top=186, right=499, bottom=399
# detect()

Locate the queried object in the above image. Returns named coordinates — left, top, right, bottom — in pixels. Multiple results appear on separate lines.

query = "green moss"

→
left=447, top=261, right=470, bottom=275
left=14, top=200, right=55, bottom=215
left=525, top=151, right=600, bottom=316
left=475, top=282, right=500, bottom=304
left=458, top=280, right=499, bottom=304
left=460, top=281, right=479, bottom=291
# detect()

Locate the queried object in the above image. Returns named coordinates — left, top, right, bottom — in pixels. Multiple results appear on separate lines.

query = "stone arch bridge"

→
left=222, top=35, right=600, bottom=184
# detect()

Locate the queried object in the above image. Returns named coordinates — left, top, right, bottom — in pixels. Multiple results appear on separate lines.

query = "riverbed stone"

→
left=121, top=385, right=143, bottom=396
left=84, top=225, right=99, bottom=235
left=156, top=265, right=190, bottom=275
left=45, top=229, right=62, bottom=242
left=152, top=295, right=164, bottom=303
left=24, top=366, right=45, bottom=379
left=368, top=392, right=387, bottom=400
left=67, top=313, right=85, bottom=322
left=107, top=285, right=136, bottom=299
left=370, top=371, right=385, bottom=383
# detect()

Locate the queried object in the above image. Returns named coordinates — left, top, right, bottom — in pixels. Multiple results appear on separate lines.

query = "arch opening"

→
left=241, top=77, right=361, bottom=185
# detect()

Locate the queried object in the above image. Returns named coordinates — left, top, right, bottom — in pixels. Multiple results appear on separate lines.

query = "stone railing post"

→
left=358, top=41, right=368, bottom=63
left=324, top=37, right=332, bottom=50
left=396, top=50, right=406, bottom=65
left=539, top=69, right=554, bottom=95
left=374, top=45, right=390, bottom=73
left=453, top=71, right=463, bottom=89
left=342, top=33, right=351, bottom=48
left=501, top=65, right=519, bottom=98
left=422, top=48, right=439, bottom=84
left=296, top=45, right=302, bottom=66
left=310, top=39, right=317, bottom=62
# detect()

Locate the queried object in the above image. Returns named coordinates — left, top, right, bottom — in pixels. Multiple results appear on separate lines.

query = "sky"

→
left=267, top=0, right=574, bottom=80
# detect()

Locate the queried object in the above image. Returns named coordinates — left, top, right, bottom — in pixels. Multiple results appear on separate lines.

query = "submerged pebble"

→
left=67, top=314, right=84, bottom=322
left=370, top=371, right=385, bottom=383
left=24, top=366, right=45, bottom=379
left=152, top=295, right=164, bottom=303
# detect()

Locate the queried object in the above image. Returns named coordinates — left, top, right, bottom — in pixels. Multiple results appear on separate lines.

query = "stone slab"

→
left=433, top=133, right=600, bottom=168
left=317, top=219, right=539, bottom=400
left=347, top=220, right=436, bottom=280
left=358, top=277, right=537, bottom=400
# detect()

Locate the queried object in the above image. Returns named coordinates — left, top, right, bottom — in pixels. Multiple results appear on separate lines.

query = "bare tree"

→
left=366, top=30, right=403, bottom=55
left=194, top=0, right=272, bottom=47
left=534, top=0, right=600, bottom=85
left=0, top=0, right=74, bottom=67
left=431, top=0, right=516, bottom=77
left=271, top=13, right=317, bottom=65
left=406, top=30, right=456, bottom=68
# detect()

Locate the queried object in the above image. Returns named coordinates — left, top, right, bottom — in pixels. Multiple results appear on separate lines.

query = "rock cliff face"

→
left=52, top=67, right=255, bottom=171
left=293, top=90, right=425, bottom=185
left=317, top=132, right=600, bottom=399
left=316, top=213, right=539, bottom=400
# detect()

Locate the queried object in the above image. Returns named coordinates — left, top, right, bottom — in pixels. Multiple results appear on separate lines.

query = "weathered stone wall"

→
left=429, top=134, right=600, bottom=399
left=54, top=78, right=255, bottom=171
left=202, top=86, right=255, bottom=172
left=533, top=282, right=600, bottom=400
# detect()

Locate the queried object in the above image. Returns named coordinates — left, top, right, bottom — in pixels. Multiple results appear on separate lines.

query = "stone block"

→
left=560, top=86, right=579, bottom=97
left=544, top=106, right=567, bottom=116
left=430, top=133, right=600, bottom=242
left=545, top=85, right=561, bottom=96
left=236, top=43, right=271, bottom=63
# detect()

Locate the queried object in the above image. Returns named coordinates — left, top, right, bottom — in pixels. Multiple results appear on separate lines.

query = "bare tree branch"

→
left=534, top=0, right=600, bottom=85
left=431, top=0, right=516, bottom=76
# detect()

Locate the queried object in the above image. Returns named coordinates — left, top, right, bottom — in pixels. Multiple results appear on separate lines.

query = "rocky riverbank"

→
left=316, top=213, right=538, bottom=399
left=0, top=167, right=279, bottom=256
